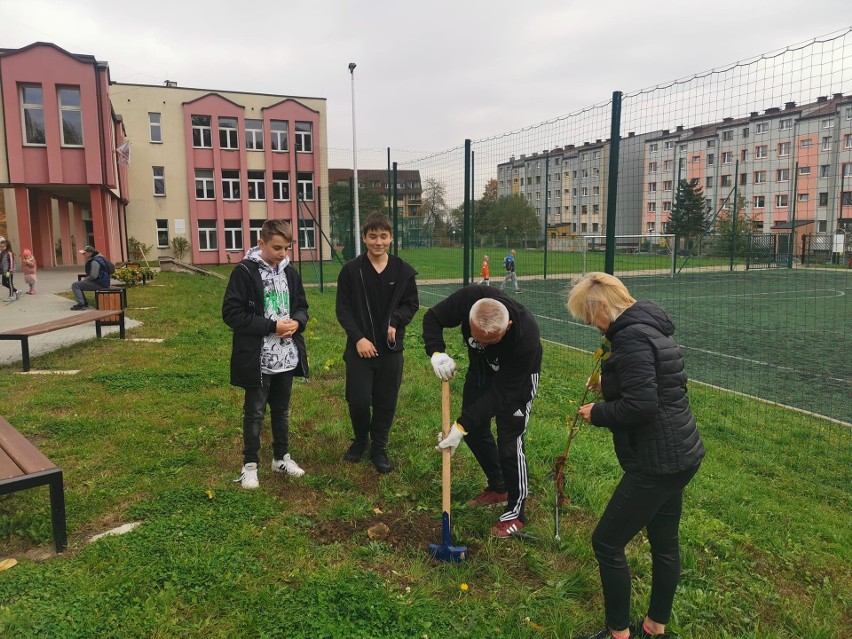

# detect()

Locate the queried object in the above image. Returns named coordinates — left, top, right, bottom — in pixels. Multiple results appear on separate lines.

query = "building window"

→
left=153, top=166, right=165, bottom=196
left=754, top=196, right=765, bottom=208
left=722, top=130, right=733, bottom=141
left=195, top=169, right=215, bottom=199
left=249, top=220, right=264, bottom=247
left=21, top=85, right=46, bottom=145
left=779, top=119, right=793, bottom=130
left=778, top=142, right=790, bottom=157
left=156, top=219, right=169, bottom=248
left=755, top=145, right=768, bottom=159
left=843, top=163, right=852, bottom=178
left=663, top=201, right=672, bottom=212
left=741, top=149, right=748, bottom=162
left=845, top=134, right=852, bottom=149
left=247, top=171, right=266, bottom=200
left=58, top=86, right=83, bottom=146
left=580, top=187, right=588, bottom=196
left=775, top=194, right=788, bottom=208
left=594, top=150, right=602, bottom=159
left=692, top=155, right=700, bottom=164
left=223, top=220, right=243, bottom=251
left=799, top=166, right=811, bottom=175
left=706, top=176, right=714, bottom=189
left=219, top=117, right=239, bottom=150
left=721, top=151, right=732, bottom=164
left=776, top=169, right=790, bottom=182
left=663, top=160, right=673, bottom=171
left=800, top=138, right=812, bottom=148
left=296, top=172, right=314, bottom=201
left=270, top=120, right=289, bottom=151
left=222, top=170, right=241, bottom=200
left=647, top=222, right=656, bottom=233
left=706, top=140, right=715, bottom=148
left=649, top=143, right=658, bottom=153
left=754, top=170, right=766, bottom=184
left=820, top=165, right=830, bottom=178
left=822, top=118, right=834, bottom=129
left=593, top=186, right=600, bottom=196
left=197, top=220, right=217, bottom=250
left=797, top=193, right=809, bottom=202
left=648, top=162, right=657, bottom=172
left=740, top=173, right=748, bottom=186
left=819, top=192, right=828, bottom=206
left=648, top=182, right=656, bottom=192
left=817, top=220, right=828, bottom=233
left=720, top=175, right=732, bottom=187
left=663, top=180, right=673, bottom=191
left=272, top=171, right=290, bottom=201
left=706, top=154, right=715, bottom=166
left=742, top=127, right=749, bottom=138
left=756, top=122, right=769, bottom=133
left=847, top=107, right=852, bottom=120
left=245, top=119, right=264, bottom=151
left=822, top=136, right=831, bottom=151
left=295, top=121, right=312, bottom=152
left=647, top=202, right=656, bottom=213
left=299, top=219, right=316, bottom=250
left=192, top=116, right=212, bottom=148
left=149, top=113, right=162, bottom=143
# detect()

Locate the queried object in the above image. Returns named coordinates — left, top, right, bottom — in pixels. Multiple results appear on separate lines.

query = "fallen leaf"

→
left=205, top=490, right=215, bottom=500
left=367, top=522, right=389, bottom=540
left=373, top=507, right=383, bottom=515
left=0, top=558, right=18, bottom=571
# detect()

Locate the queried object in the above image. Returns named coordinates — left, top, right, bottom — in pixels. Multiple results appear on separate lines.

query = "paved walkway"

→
left=0, top=267, right=141, bottom=370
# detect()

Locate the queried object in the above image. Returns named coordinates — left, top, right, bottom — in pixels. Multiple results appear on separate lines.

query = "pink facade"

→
left=182, top=95, right=322, bottom=265
left=0, top=43, right=127, bottom=265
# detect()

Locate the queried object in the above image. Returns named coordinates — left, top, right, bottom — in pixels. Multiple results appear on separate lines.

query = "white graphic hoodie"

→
left=246, top=247, right=299, bottom=374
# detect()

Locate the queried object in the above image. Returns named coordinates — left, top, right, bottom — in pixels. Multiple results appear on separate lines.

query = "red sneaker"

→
left=465, top=488, right=508, bottom=507
left=490, top=518, right=524, bottom=538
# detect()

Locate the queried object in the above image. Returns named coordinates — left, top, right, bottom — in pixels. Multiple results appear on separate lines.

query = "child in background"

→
left=479, top=255, right=490, bottom=285
left=0, top=239, right=19, bottom=301
left=21, top=249, right=37, bottom=295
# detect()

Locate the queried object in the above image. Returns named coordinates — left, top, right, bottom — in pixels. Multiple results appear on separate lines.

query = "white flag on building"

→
left=116, top=140, right=131, bottom=166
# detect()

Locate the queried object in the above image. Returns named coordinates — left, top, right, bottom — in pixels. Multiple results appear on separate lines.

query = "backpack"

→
left=503, top=255, right=512, bottom=270
left=95, top=255, right=116, bottom=275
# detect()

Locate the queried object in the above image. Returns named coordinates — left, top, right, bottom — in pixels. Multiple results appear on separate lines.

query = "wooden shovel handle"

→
left=442, top=380, right=452, bottom=515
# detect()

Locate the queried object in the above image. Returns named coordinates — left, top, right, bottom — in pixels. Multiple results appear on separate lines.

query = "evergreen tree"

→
left=669, top=179, right=711, bottom=247
left=715, top=193, right=752, bottom=257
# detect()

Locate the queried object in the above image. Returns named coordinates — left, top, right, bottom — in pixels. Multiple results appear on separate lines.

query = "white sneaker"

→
left=272, top=454, right=305, bottom=477
left=235, top=462, right=259, bottom=489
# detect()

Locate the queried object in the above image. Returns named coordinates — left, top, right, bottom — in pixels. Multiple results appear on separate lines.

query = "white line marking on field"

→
left=17, top=370, right=81, bottom=375
left=131, top=307, right=157, bottom=310
left=90, top=522, right=143, bottom=542
left=128, top=338, right=164, bottom=343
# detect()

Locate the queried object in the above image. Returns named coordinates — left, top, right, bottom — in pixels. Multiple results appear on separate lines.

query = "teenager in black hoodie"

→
left=336, top=213, right=419, bottom=473
left=569, top=272, right=705, bottom=639
left=422, top=286, right=542, bottom=538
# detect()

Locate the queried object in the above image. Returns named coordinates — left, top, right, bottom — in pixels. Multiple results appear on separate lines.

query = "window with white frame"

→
left=648, top=182, right=656, bottom=192
left=779, top=119, right=792, bottom=130
left=776, top=169, right=790, bottom=182
left=742, top=127, right=749, bottom=138
left=593, top=150, right=601, bottom=159
left=581, top=169, right=589, bottom=178
left=648, top=162, right=657, bottom=172
left=663, top=180, right=673, bottom=191
left=754, top=170, right=766, bottom=184
left=592, top=204, right=600, bottom=215
left=58, top=86, right=83, bottom=146
left=224, top=220, right=243, bottom=251
left=247, top=171, right=265, bottom=200
left=706, top=140, right=715, bottom=148
left=272, top=171, right=290, bottom=201
left=149, top=112, right=162, bottom=143
left=740, top=173, right=748, bottom=186
left=663, top=160, right=673, bottom=171
left=663, top=200, right=672, bottom=212
left=192, top=116, right=212, bottom=148
left=706, top=176, right=713, bottom=189
left=822, top=118, right=834, bottom=128
left=846, top=133, right=852, bottom=149
left=756, top=122, right=769, bottom=133
left=21, top=84, right=46, bottom=144
left=195, top=169, right=215, bottom=199
left=156, top=219, right=169, bottom=248
left=295, top=121, right=312, bottom=152
left=222, top=170, right=240, bottom=200
left=819, top=192, right=828, bottom=206
left=720, top=175, right=732, bottom=187
left=647, top=202, right=656, bottom=213
left=580, top=187, right=588, bottom=196
left=797, top=193, right=809, bottom=202
left=296, top=172, right=314, bottom=201
left=249, top=220, right=264, bottom=247
left=741, top=149, right=748, bottom=162
left=753, top=195, right=765, bottom=208
left=706, top=154, right=715, bottom=166
left=721, top=151, right=732, bottom=164
left=755, top=145, right=768, bottom=159
left=799, top=166, right=811, bottom=175
left=245, top=119, right=264, bottom=151
left=535, top=192, right=540, bottom=201
left=822, top=136, right=831, bottom=151
left=843, top=163, right=852, bottom=177
left=665, top=141, right=675, bottom=150
left=820, top=165, right=830, bottom=178
left=197, top=220, right=217, bottom=250
left=692, top=155, right=700, bottom=164
left=778, top=142, right=791, bottom=157
left=800, top=138, right=812, bottom=148
left=153, top=166, right=165, bottom=196
left=775, top=194, right=788, bottom=207
left=847, top=107, right=852, bottom=120
left=270, top=120, right=289, bottom=151
left=817, top=220, right=828, bottom=233
left=298, top=219, right=316, bottom=249
left=722, top=130, right=733, bottom=141
left=649, top=143, right=658, bottom=153
left=647, top=222, right=656, bottom=233
left=593, top=186, right=600, bottom=196
left=219, top=117, right=238, bottom=150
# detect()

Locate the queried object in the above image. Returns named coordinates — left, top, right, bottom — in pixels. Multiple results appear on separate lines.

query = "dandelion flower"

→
left=460, top=583, right=469, bottom=591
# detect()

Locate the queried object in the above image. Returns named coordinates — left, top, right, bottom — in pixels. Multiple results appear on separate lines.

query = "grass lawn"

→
left=0, top=272, right=848, bottom=638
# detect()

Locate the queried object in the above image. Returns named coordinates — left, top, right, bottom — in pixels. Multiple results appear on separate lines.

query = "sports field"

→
left=419, top=266, right=852, bottom=425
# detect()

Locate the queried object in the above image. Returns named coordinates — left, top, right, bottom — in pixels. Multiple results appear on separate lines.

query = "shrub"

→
left=171, top=236, right=190, bottom=261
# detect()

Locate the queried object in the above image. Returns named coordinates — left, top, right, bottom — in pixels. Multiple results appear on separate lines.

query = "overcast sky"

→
left=1, top=0, right=850, bottom=163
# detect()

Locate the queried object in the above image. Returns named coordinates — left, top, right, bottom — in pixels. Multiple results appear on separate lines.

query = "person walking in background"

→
left=21, top=249, right=37, bottom=295
left=423, top=286, right=542, bottom=538
left=222, top=219, right=309, bottom=490
left=500, top=249, right=520, bottom=292
left=336, top=213, right=419, bottom=474
left=0, top=238, right=20, bottom=302
left=479, top=255, right=490, bottom=285
left=70, top=245, right=110, bottom=310
left=567, top=272, right=705, bottom=639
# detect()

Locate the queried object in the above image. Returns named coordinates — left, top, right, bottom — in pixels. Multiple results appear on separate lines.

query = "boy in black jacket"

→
left=222, top=219, right=309, bottom=489
left=423, top=286, right=542, bottom=538
left=336, top=213, right=419, bottom=473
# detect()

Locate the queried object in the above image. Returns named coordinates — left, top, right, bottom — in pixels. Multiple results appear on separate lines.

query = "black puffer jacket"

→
left=590, top=299, right=705, bottom=474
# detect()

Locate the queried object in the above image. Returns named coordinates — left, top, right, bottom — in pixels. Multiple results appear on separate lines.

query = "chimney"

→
left=750, top=112, right=759, bottom=118
left=662, top=129, right=669, bottom=135
left=723, top=117, right=733, bottom=123
left=164, top=80, right=177, bottom=87
left=816, top=96, right=828, bottom=103
left=676, top=125, right=684, bottom=132
left=595, top=139, right=602, bottom=144
left=628, top=132, right=635, bottom=137
left=765, top=107, right=780, bottom=114
left=833, top=93, right=843, bottom=99
left=785, top=101, right=797, bottom=110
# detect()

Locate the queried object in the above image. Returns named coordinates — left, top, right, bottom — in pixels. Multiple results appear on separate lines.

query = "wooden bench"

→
left=0, top=309, right=126, bottom=372
left=0, top=416, right=66, bottom=552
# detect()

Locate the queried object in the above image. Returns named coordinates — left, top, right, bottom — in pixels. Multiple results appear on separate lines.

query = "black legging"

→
left=592, top=464, right=700, bottom=631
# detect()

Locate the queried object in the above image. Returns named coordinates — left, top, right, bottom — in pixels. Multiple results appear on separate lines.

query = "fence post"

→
left=604, top=91, right=623, bottom=275
left=463, top=139, right=471, bottom=286
left=788, top=161, right=799, bottom=268
left=730, top=160, right=739, bottom=271
left=393, top=162, right=399, bottom=256
left=544, top=154, right=549, bottom=279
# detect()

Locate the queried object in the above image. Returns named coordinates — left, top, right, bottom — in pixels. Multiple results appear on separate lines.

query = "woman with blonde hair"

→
left=568, top=272, right=705, bottom=639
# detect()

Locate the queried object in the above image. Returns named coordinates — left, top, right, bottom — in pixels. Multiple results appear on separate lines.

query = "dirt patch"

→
left=314, top=511, right=444, bottom=552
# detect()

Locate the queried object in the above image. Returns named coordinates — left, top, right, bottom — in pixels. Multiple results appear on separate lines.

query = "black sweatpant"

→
left=591, top=464, right=700, bottom=630
left=461, top=372, right=538, bottom=523
left=344, top=350, right=404, bottom=451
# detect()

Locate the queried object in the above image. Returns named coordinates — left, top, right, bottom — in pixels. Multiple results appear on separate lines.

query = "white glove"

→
left=430, top=352, right=457, bottom=381
left=436, top=422, right=467, bottom=456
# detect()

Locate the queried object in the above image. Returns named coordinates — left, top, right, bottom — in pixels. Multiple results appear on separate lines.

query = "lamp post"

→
left=349, top=62, right=361, bottom=256
left=504, top=226, right=508, bottom=248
